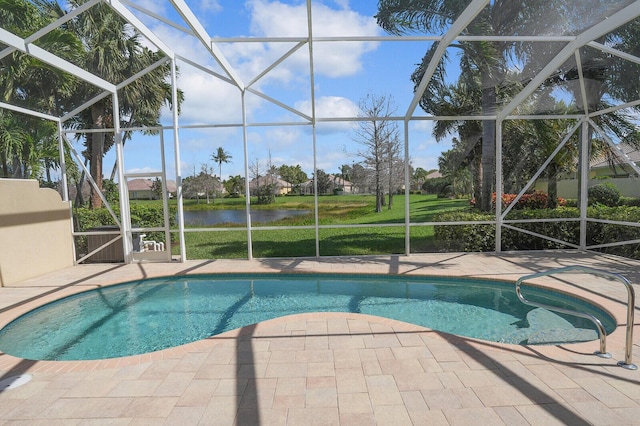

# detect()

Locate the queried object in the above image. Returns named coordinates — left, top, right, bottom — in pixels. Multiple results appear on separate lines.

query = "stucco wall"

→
left=0, top=179, right=74, bottom=286
left=535, top=177, right=640, bottom=199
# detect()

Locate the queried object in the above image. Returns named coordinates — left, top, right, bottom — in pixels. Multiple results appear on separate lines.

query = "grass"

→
left=143, top=194, right=471, bottom=259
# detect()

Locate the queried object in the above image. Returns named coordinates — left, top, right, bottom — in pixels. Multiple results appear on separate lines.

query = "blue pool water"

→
left=0, top=274, right=616, bottom=361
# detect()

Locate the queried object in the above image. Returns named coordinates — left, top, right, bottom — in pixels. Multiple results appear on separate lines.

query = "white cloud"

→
left=197, top=0, right=223, bottom=14
left=410, top=119, right=435, bottom=133
left=296, top=96, right=359, bottom=118
left=263, top=127, right=301, bottom=148
left=132, top=0, right=167, bottom=16
left=332, top=0, right=350, bottom=9
left=245, top=0, right=380, bottom=78
left=410, top=154, right=440, bottom=171
left=148, top=25, right=244, bottom=126
left=176, top=71, right=242, bottom=125
left=127, top=1, right=385, bottom=177
left=126, top=166, right=161, bottom=175
left=150, top=2, right=380, bottom=126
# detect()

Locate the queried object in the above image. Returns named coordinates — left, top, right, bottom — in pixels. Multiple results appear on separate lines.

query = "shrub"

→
left=619, top=197, right=640, bottom=207
left=433, top=212, right=496, bottom=251
left=587, top=205, right=640, bottom=259
left=434, top=205, right=640, bottom=259
left=435, top=208, right=580, bottom=252
left=421, top=177, right=450, bottom=196
left=74, top=204, right=176, bottom=256
left=256, top=184, right=276, bottom=204
left=588, top=182, right=620, bottom=206
left=501, top=207, right=580, bottom=250
left=130, top=204, right=176, bottom=242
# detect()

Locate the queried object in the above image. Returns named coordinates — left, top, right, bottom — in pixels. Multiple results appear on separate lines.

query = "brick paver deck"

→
left=0, top=252, right=639, bottom=425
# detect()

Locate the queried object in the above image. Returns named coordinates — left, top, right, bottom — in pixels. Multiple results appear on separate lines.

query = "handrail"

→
left=515, top=265, right=637, bottom=370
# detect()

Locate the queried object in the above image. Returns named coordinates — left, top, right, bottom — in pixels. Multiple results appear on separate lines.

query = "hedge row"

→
left=434, top=206, right=640, bottom=259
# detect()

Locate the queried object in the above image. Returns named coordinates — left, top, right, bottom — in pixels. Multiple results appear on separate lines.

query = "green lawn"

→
left=142, top=194, right=471, bottom=259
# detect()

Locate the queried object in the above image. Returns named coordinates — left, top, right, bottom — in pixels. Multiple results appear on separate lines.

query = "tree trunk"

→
left=575, top=43, right=604, bottom=208
left=548, top=162, right=558, bottom=209
left=1, top=152, right=8, bottom=177
left=376, top=191, right=383, bottom=212
left=468, top=139, right=482, bottom=206
left=387, top=154, right=393, bottom=210
left=375, top=165, right=382, bottom=213
left=576, top=125, right=594, bottom=207
left=375, top=156, right=383, bottom=212
left=75, top=158, right=88, bottom=207
left=89, top=106, right=105, bottom=209
left=12, top=156, right=22, bottom=178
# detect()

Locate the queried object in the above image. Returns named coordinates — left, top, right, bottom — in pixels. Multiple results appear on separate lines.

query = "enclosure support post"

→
left=160, top=132, right=171, bottom=260
left=404, top=120, right=411, bottom=256
left=312, top=124, right=320, bottom=258
left=306, top=0, right=320, bottom=258
left=579, top=119, right=589, bottom=250
left=241, top=90, right=253, bottom=260
left=171, top=59, right=186, bottom=262
left=495, top=119, right=503, bottom=252
left=58, top=120, right=77, bottom=263
left=57, top=121, right=69, bottom=202
left=113, top=92, right=133, bottom=263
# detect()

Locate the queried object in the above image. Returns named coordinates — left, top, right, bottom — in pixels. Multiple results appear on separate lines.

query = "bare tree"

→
left=250, top=158, right=275, bottom=204
left=198, top=164, right=217, bottom=204
left=386, top=134, right=403, bottom=209
left=249, top=158, right=262, bottom=195
left=353, top=94, right=401, bottom=212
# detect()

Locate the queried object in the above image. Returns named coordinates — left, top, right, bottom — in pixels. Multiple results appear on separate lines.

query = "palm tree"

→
left=0, top=111, right=27, bottom=177
left=211, top=147, right=232, bottom=180
left=48, top=0, right=180, bottom=208
left=1, top=0, right=81, bottom=181
left=2, top=0, right=180, bottom=207
left=557, top=24, right=640, bottom=192
left=376, top=0, right=569, bottom=211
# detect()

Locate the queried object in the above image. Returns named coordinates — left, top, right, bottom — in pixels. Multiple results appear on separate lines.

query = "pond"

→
left=182, top=209, right=310, bottom=226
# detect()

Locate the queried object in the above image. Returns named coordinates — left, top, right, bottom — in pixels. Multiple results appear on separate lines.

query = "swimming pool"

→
left=0, top=274, right=616, bottom=361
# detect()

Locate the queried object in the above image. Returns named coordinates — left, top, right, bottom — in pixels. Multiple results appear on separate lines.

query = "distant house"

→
left=128, top=178, right=177, bottom=200
left=536, top=143, right=640, bottom=198
left=331, top=175, right=353, bottom=194
left=248, top=175, right=291, bottom=196
left=589, top=143, right=640, bottom=178
left=302, top=174, right=354, bottom=195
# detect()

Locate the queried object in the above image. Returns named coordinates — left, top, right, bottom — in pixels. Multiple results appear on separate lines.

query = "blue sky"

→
left=94, top=0, right=454, bottom=182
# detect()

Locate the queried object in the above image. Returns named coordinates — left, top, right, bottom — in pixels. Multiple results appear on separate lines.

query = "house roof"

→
left=248, top=176, right=289, bottom=188
left=330, top=175, right=352, bottom=186
left=302, top=175, right=353, bottom=188
left=127, top=178, right=177, bottom=192
left=590, top=143, right=640, bottom=169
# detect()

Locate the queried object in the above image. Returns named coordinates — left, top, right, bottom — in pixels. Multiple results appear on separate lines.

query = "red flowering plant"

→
left=491, top=191, right=565, bottom=210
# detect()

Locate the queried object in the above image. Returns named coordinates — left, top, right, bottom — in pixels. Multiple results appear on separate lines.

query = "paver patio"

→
left=0, top=252, right=639, bottom=425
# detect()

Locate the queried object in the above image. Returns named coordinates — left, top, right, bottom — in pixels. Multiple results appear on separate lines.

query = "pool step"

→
left=526, top=308, right=597, bottom=344
left=499, top=308, right=598, bottom=345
